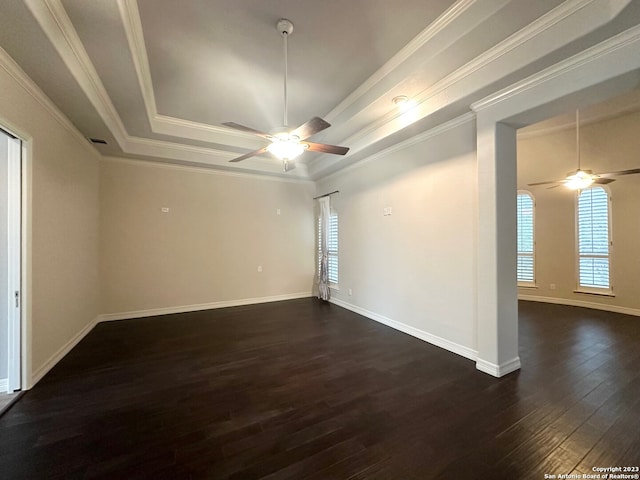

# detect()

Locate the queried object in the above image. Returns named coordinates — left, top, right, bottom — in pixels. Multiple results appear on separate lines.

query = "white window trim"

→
left=517, top=190, right=536, bottom=288
left=575, top=185, right=613, bottom=295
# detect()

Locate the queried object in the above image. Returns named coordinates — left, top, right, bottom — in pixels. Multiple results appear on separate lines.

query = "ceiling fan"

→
left=528, top=109, right=640, bottom=190
left=223, top=19, right=349, bottom=172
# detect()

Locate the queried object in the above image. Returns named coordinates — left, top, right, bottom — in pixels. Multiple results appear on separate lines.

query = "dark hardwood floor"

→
left=1, top=299, right=639, bottom=479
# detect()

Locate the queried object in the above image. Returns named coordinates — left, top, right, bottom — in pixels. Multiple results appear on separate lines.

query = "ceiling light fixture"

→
left=392, top=95, right=409, bottom=106
left=565, top=169, right=595, bottom=190
left=266, top=133, right=307, bottom=160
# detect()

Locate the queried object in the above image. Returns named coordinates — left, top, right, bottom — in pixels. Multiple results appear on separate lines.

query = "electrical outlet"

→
left=257, top=266, right=263, bottom=273
left=161, top=207, right=169, bottom=213
left=348, top=288, right=353, bottom=296
left=550, top=283, right=556, bottom=290
left=276, top=208, right=281, bottom=215
left=383, top=207, right=393, bottom=216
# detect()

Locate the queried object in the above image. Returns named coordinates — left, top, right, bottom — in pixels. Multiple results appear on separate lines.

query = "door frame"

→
left=0, top=118, right=31, bottom=392
left=6, top=133, right=21, bottom=392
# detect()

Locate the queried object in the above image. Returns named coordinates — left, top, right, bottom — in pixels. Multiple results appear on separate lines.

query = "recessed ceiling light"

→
left=392, top=95, right=409, bottom=106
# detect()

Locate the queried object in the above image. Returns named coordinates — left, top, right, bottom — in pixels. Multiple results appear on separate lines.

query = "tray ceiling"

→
left=1, top=0, right=639, bottom=179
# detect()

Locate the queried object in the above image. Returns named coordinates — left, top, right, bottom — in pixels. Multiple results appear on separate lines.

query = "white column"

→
left=475, top=118, right=520, bottom=377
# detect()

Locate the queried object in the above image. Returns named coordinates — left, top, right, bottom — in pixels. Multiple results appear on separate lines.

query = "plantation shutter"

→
left=517, top=193, right=534, bottom=284
left=318, top=214, right=338, bottom=284
left=327, top=215, right=338, bottom=284
left=577, top=187, right=610, bottom=289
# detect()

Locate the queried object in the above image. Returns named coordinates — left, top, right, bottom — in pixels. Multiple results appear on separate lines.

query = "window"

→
left=318, top=213, right=338, bottom=284
left=577, top=186, right=611, bottom=292
left=517, top=191, right=535, bottom=286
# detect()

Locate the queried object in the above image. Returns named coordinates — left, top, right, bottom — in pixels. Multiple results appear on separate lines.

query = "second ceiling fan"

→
left=223, top=19, right=349, bottom=172
left=528, top=110, right=640, bottom=190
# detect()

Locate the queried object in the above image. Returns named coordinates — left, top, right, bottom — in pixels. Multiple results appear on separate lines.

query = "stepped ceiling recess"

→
left=1, top=0, right=640, bottom=179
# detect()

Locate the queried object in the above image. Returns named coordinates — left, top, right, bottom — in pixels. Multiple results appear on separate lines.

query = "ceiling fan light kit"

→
left=222, top=19, right=349, bottom=172
left=266, top=133, right=307, bottom=160
left=564, top=169, right=595, bottom=190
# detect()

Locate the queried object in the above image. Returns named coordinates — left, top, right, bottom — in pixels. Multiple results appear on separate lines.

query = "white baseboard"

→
left=98, top=292, right=312, bottom=322
left=476, top=356, right=521, bottom=377
left=31, top=316, right=99, bottom=386
left=518, top=294, right=640, bottom=317
left=29, top=292, right=312, bottom=388
left=0, top=378, right=7, bottom=392
left=329, top=297, right=478, bottom=361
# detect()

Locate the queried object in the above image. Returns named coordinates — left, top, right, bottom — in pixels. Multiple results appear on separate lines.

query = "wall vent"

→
left=88, top=138, right=107, bottom=144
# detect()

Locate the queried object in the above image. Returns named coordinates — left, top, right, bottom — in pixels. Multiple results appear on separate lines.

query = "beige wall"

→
left=316, top=118, right=478, bottom=354
left=100, top=159, right=315, bottom=314
left=0, top=57, right=101, bottom=381
left=517, top=111, right=640, bottom=312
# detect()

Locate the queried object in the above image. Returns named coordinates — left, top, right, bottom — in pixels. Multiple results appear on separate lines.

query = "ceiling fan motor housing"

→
left=277, top=19, right=294, bottom=36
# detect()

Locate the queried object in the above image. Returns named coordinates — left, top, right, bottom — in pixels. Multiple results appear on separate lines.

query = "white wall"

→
left=0, top=50, right=101, bottom=385
left=316, top=116, right=478, bottom=358
left=518, top=111, right=640, bottom=314
left=99, top=159, right=316, bottom=315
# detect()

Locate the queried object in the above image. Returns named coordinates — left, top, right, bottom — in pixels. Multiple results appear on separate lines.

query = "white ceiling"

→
left=1, top=0, right=640, bottom=179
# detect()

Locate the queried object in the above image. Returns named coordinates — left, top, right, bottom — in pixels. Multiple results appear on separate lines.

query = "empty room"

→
left=1, top=1, right=639, bottom=478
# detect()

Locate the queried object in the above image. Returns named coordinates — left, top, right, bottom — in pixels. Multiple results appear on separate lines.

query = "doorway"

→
left=0, top=127, right=22, bottom=400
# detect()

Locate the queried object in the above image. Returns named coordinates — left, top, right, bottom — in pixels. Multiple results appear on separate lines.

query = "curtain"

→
left=318, top=196, right=331, bottom=301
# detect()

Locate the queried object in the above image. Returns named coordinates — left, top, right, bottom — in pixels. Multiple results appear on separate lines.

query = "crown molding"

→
left=116, top=0, right=156, bottom=121
left=117, top=0, right=270, bottom=149
left=22, top=0, right=300, bottom=177
left=471, top=23, right=640, bottom=112
left=24, top=0, right=129, bottom=147
left=121, top=136, right=311, bottom=179
left=0, top=45, right=98, bottom=157
left=151, top=114, right=264, bottom=147
left=323, top=0, right=483, bottom=122
left=102, top=155, right=314, bottom=184
left=20, top=0, right=635, bottom=181
left=322, top=0, right=628, bottom=170
left=315, top=112, right=475, bottom=182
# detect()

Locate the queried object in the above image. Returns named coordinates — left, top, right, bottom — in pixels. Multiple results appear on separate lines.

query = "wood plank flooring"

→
left=1, top=299, right=639, bottom=479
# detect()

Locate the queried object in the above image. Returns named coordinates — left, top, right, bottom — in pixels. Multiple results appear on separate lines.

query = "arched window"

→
left=577, top=186, right=611, bottom=292
left=517, top=191, right=535, bottom=286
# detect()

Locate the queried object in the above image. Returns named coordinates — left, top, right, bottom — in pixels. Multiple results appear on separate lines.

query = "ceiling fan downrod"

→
left=277, top=19, right=294, bottom=128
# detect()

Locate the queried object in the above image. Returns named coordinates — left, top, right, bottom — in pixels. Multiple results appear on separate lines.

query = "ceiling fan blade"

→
left=528, top=180, right=564, bottom=186
left=222, top=122, right=272, bottom=139
left=229, top=146, right=268, bottom=163
left=594, top=177, right=616, bottom=184
left=546, top=184, right=562, bottom=190
left=304, top=142, right=349, bottom=156
left=596, top=167, right=640, bottom=178
left=290, top=117, right=331, bottom=140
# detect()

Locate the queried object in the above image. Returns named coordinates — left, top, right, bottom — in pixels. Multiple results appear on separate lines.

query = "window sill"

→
left=329, top=284, right=339, bottom=291
left=574, top=289, right=615, bottom=298
left=518, top=283, right=538, bottom=289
